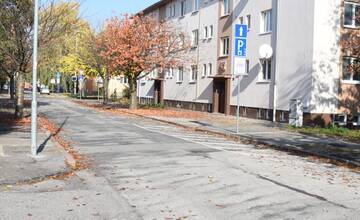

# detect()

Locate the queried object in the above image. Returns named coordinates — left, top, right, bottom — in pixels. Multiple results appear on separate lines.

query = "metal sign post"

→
left=78, top=74, right=84, bottom=100
left=31, top=0, right=39, bottom=156
left=233, top=24, right=248, bottom=134
left=56, top=72, right=61, bottom=93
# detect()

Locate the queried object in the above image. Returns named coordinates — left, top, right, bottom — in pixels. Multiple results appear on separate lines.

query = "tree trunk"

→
left=103, top=73, right=109, bottom=105
left=9, top=75, right=15, bottom=100
left=129, top=77, right=138, bottom=110
left=15, top=73, right=24, bottom=119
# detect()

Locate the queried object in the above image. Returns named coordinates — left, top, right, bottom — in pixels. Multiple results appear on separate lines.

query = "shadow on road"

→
left=37, top=117, right=68, bottom=154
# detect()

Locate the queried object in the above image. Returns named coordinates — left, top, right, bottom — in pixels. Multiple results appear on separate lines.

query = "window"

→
left=257, top=109, right=264, bottom=119
left=169, top=5, right=176, bottom=17
left=169, top=68, right=174, bottom=78
left=166, top=68, right=174, bottom=78
left=221, top=37, right=230, bottom=56
left=177, top=67, right=184, bottom=83
left=124, top=77, right=128, bottom=84
left=243, top=107, right=247, bottom=116
left=204, top=26, right=208, bottom=39
left=246, top=14, right=251, bottom=29
left=181, top=1, right=186, bottom=17
left=191, top=65, right=198, bottom=82
left=222, top=0, right=230, bottom=16
left=194, top=0, right=199, bottom=11
left=208, top=63, right=212, bottom=76
left=192, top=29, right=199, bottom=47
left=280, top=111, right=286, bottom=122
left=344, top=2, right=360, bottom=28
left=172, top=5, right=176, bottom=17
left=239, top=16, right=244, bottom=24
left=168, top=6, right=172, bottom=18
left=266, top=110, right=271, bottom=120
left=202, top=64, right=207, bottom=77
left=261, top=10, right=272, bottom=33
left=261, top=59, right=271, bottom=80
left=209, top=25, right=213, bottom=38
left=343, top=57, right=360, bottom=82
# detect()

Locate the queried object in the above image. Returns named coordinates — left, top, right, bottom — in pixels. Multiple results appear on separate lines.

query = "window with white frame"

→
left=165, top=68, right=173, bottom=78
left=246, top=14, right=251, bottom=29
left=343, top=57, right=360, bottom=82
left=177, top=67, right=184, bottom=82
left=168, top=6, right=172, bottom=18
left=222, top=0, right=230, bottom=16
left=181, top=1, right=186, bottom=17
left=192, top=29, right=199, bottom=47
left=194, top=0, right=199, bottom=11
left=280, top=111, right=286, bottom=122
left=266, top=109, right=271, bottom=120
left=202, top=64, right=207, bottom=77
left=169, top=68, right=174, bottom=78
left=190, top=65, right=198, bottom=82
left=169, top=5, right=176, bottom=18
left=209, top=25, right=213, bottom=38
left=204, top=26, right=208, bottom=39
left=260, top=10, right=272, bottom=33
left=221, top=37, right=230, bottom=56
left=344, top=1, right=360, bottom=28
left=208, top=63, right=212, bottom=76
left=257, top=109, right=264, bottom=119
left=261, top=59, right=271, bottom=80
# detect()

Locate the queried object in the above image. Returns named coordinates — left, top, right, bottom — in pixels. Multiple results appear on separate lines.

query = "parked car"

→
left=40, top=87, right=50, bottom=95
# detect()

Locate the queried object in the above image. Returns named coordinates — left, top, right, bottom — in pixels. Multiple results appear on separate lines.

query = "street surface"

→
left=0, top=96, right=359, bottom=219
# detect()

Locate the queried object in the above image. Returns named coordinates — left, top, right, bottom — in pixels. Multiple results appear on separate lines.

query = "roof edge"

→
left=137, top=0, right=171, bottom=15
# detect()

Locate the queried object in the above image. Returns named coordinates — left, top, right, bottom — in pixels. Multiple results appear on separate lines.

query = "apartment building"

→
left=138, top=0, right=360, bottom=126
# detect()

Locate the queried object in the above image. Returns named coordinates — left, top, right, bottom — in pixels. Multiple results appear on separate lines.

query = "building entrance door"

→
left=154, top=80, right=163, bottom=104
left=214, top=80, right=226, bottom=114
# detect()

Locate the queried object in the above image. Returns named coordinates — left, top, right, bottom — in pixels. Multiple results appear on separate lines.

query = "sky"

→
left=78, top=0, right=159, bottom=29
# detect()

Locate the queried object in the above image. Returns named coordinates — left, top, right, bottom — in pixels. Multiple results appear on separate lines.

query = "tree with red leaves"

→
left=101, top=14, right=189, bottom=109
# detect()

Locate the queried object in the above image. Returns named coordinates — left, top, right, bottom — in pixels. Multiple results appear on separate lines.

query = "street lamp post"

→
left=31, top=0, right=39, bottom=156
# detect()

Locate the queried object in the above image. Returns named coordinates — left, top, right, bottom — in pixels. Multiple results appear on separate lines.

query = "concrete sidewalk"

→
left=0, top=124, right=71, bottom=185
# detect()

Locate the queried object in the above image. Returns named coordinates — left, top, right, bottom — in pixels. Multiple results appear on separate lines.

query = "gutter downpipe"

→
left=273, top=0, right=280, bottom=123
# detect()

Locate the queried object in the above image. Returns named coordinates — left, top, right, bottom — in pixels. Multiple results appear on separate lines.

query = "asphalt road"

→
left=1, top=96, right=359, bottom=220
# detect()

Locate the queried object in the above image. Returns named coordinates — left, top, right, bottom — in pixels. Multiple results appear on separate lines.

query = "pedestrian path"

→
left=0, top=124, right=70, bottom=185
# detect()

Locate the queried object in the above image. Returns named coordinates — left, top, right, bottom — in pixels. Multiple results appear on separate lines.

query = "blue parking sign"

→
left=235, top=38, right=247, bottom=57
left=234, top=24, right=247, bottom=58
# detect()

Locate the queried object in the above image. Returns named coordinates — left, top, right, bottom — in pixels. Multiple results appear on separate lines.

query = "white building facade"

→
left=139, top=0, right=359, bottom=126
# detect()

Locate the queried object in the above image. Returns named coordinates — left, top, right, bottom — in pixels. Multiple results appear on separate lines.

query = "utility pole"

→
left=31, top=0, right=39, bottom=156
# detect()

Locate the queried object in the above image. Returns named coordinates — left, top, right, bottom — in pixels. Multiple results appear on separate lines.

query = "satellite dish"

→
left=259, top=44, right=273, bottom=59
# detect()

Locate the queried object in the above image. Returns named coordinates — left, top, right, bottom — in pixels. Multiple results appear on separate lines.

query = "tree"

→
left=79, top=31, right=110, bottom=103
left=38, top=2, right=84, bottom=93
left=0, top=0, right=80, bottom=118
left=58, top=27, right=112, bottom=103
left=101, top=15, right=189, bottom=109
